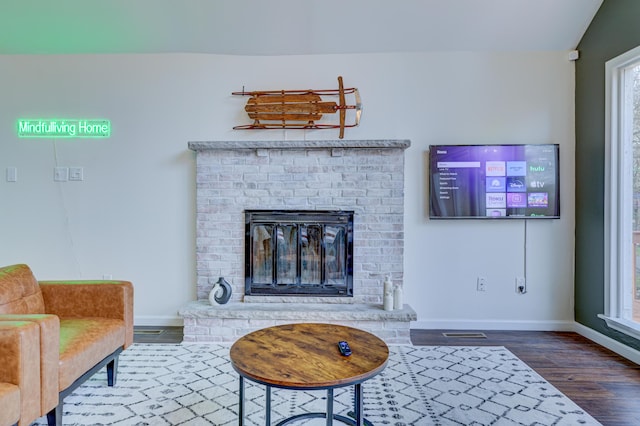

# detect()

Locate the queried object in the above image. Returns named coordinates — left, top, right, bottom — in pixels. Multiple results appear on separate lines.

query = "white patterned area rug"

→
left=32, top=344, right=601, bottom=426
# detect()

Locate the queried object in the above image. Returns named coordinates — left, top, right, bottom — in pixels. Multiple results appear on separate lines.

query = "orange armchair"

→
left=0, top=264, right=133, bottom=426
left=0, top=321, right=41, bottom=426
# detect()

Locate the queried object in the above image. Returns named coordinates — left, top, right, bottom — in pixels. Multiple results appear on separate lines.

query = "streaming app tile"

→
left=528, top=164, right=547, bottom=174
left=485, top=161, right=506, bottom=176
left=506, top=177, right=526, bottom=192
left=507, top=193, right=527, bottom=208
left=486, top=177, right=506, bottom=192
left=528, top=179, right=547, bottom=190
left=486, top=193, right=506, bottom=208
left=527, top=192, right=549, bottom=207
left=506, top=161, right=527, bottom=176
left=486, top=209, right=506, bottom=217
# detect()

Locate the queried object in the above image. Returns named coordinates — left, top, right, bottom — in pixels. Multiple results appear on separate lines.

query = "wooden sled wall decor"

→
left=232, top=76, right=361, bottom=139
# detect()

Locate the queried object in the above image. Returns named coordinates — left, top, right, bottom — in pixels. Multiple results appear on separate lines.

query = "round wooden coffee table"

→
left=229, top=323, right=389, bottom=426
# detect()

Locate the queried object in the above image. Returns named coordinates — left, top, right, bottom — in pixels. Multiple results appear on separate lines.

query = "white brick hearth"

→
left=180, top=301, right=417, bottom=344
left=179, top=139, right=416, bottom=344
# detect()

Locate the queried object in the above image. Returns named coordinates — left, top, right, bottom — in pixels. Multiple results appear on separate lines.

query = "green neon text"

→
left=17, top=119, right=111, bottom=138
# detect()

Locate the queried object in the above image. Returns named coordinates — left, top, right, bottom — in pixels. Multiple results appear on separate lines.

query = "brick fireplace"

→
left=179, top=139, right=416, bottom=343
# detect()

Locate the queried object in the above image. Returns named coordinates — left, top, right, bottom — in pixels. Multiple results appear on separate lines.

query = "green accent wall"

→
left=575, top=0, right=640, bottom=350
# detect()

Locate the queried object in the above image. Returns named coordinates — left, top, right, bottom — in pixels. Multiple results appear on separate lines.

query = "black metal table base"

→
left=238, top=376, right=373, bottom=426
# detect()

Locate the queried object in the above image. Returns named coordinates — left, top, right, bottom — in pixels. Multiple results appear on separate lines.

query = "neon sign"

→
left=17, top=119, right=111, bottom=138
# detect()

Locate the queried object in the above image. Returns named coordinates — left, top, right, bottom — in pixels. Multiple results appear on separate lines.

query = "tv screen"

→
left=429, top=144, right=560, bottom=219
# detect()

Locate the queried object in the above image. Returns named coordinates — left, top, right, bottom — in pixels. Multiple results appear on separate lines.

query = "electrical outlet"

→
left=516, top=277, right=526, bottom=294
left=477, top=277, right=487, bottom=292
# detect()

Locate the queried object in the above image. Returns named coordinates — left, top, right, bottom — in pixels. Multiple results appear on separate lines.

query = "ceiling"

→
left=0, top=0, right=603, bottom=56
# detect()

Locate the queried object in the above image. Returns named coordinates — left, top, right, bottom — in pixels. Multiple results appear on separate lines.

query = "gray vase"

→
left=208, top=277, right=232, bottom=305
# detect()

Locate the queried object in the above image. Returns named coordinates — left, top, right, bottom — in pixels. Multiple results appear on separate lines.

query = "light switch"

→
left=69, top=167, right=84, bottom=181
left=54, top=167, right=68, bottom=182
left=6, top=167, right=17, bottom=182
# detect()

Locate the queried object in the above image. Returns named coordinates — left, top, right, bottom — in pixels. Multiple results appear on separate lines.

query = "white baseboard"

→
left=134, top=315, right=183, bottom=327
left=573, top=322, right=640, bottom=365
left=410, top=319, right=575, bottom=331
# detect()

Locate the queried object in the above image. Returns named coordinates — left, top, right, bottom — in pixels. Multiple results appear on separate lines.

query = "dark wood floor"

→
left=134, top=327, right=640, bottom=425
left=411, top=330, right=640, bottom=426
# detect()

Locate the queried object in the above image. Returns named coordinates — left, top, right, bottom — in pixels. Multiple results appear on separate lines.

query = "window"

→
left=602, top=45, right=640, bottom=339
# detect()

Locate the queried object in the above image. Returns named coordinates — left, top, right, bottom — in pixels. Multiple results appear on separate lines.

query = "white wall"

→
left=0, top=52, right=575, bottom=328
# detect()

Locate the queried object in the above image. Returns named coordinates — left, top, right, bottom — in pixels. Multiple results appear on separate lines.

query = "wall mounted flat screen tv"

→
left=429, top=144, right=560, bottom=219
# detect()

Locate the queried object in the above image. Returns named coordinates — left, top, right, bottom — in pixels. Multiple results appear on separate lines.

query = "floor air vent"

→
left=134, top=329, right=164, bottom=335
left=442, top=332, right=487, bottom=338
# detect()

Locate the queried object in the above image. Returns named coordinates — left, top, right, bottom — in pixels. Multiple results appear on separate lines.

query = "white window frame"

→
left=601, top=45, right=640, bottom=340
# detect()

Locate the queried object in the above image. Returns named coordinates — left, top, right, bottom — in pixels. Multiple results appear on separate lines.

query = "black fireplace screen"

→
left=245, top=210, right=354, bottom=296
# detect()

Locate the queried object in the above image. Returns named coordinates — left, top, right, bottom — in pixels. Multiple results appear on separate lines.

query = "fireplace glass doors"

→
left=245, top=210, right=354, bottom=296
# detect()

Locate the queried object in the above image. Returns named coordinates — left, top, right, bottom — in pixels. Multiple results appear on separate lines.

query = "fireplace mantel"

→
left=188, top=139, right=411, bottom=151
